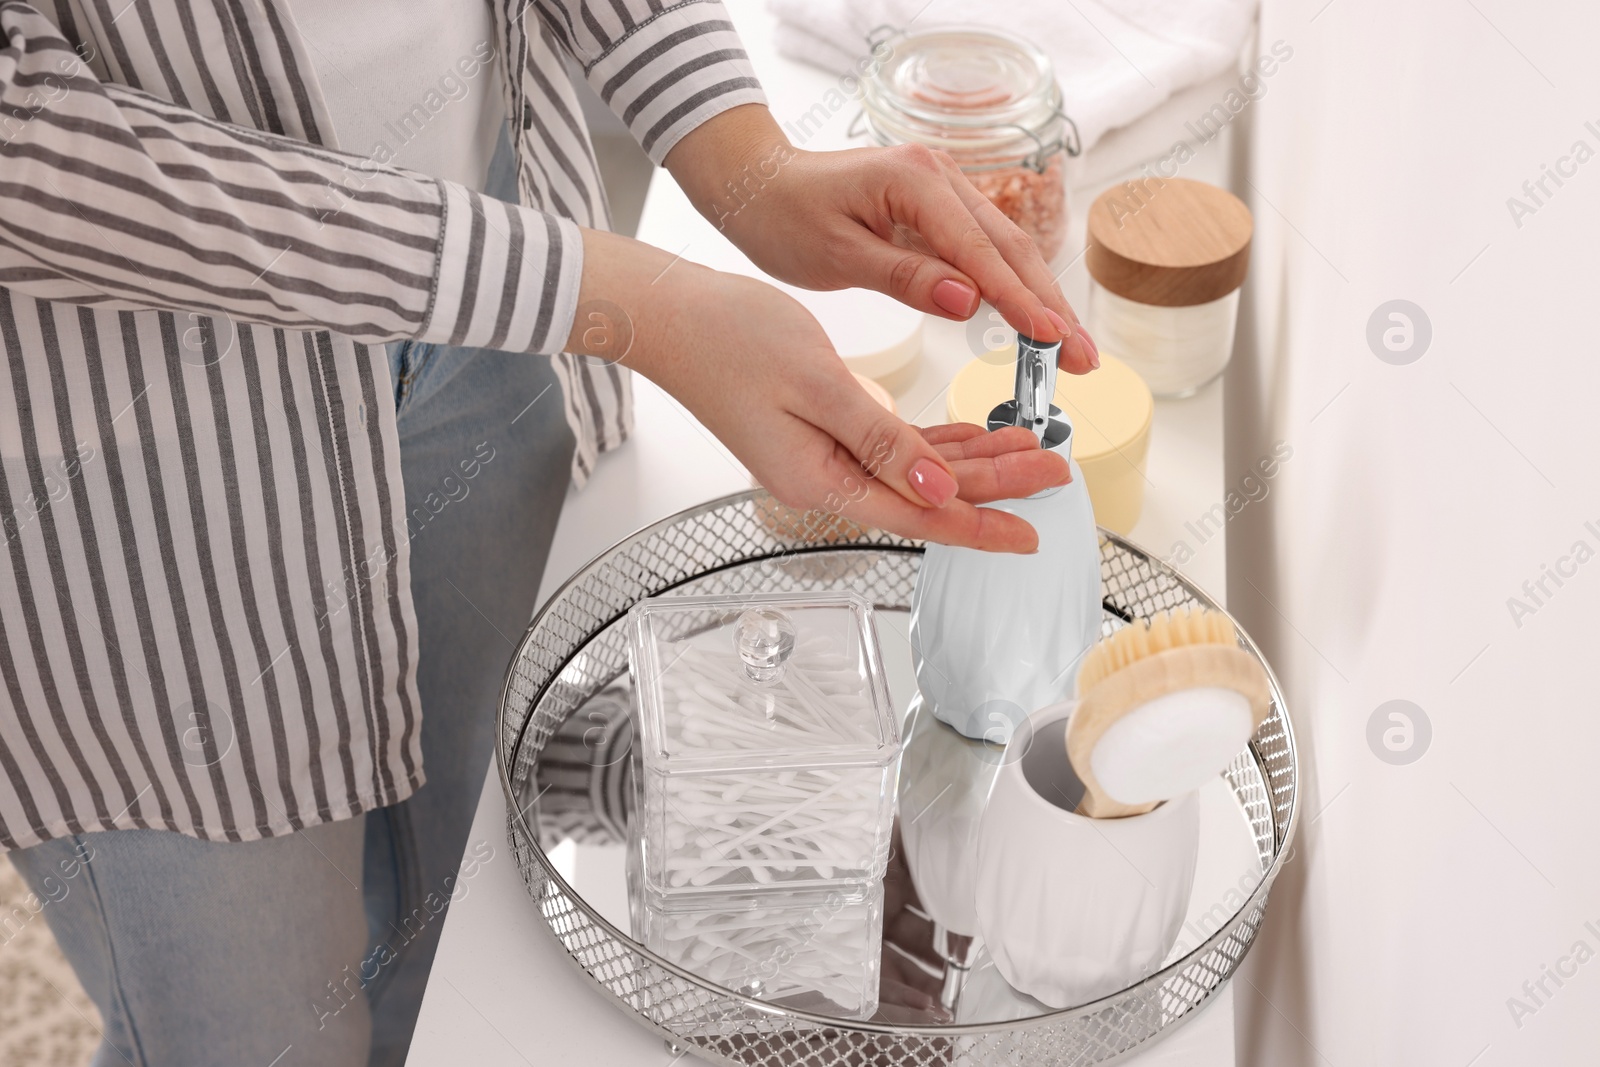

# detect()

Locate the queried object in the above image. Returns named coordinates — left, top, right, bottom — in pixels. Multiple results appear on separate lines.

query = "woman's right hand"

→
left=568, top=230, right=1072, bottom=553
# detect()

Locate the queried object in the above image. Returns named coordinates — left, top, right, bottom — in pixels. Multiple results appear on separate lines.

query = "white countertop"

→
left=406, top=4, right=1252, bottom=1063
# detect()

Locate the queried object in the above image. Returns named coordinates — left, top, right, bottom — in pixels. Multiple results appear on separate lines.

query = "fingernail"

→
left=932, top=279, right=979, bottom=318
left=1080, top=326, right=1100, bottom=369
left=909, top=459, right=957, bottom=507
left=1044, top=308, right=1072, bottom=338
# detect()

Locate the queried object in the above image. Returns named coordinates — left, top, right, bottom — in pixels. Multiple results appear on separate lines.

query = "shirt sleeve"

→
left=545, top=0, right=768, bottom=164
left=0, top=1, right=581, bottom=356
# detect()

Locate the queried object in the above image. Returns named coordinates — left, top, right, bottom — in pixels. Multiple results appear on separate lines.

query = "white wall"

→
left=1228, top=3, right=1600, bottom=1065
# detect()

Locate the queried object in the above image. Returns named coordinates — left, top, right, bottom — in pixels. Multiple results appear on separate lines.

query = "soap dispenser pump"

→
left=909, top=335, right=1104, bottom=742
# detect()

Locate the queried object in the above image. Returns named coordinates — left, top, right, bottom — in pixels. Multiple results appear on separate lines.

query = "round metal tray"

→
left=496, top=491, right=1299, bottom=1066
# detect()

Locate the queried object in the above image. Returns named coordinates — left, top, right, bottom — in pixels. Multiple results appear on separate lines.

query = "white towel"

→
left=766, top=0, right=1258, bottom=152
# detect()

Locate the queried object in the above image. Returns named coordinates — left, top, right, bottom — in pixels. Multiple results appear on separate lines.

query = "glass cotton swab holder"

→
left=626, top=591, right=901, bottom=1019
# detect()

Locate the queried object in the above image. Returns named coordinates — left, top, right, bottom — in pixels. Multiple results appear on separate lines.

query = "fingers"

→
left=853, top=239, right=984, bottom=322
left=775, top=423, right=1061, bottom=550
left=917, top=422, right=987, bottom=447
left=1068, top=325, right=1101, bottom=375
left=877, top=145, right=1069, bottom=341
left=826, top=394, right=1073, bottom=519
left=780, top=442, right=1050, bottom=551
left=937, top=162, right=1100, bottom=374
left=811, top=375, right=967, bottom=510
left=923, top=424, right=1072, bottom=503
left=921, top=423, right=1073, bottom=500
left=859, top=485, right=1041, bottom=553
left=796, top=439, right=1033, bottom=552
left=787, top=383, right=1064, bottom=550
left=848, top=144, right=1050, bottom=333
left=927, top=424, right=1044, bottom=461
left=948, top=448, right=1071, bottom=504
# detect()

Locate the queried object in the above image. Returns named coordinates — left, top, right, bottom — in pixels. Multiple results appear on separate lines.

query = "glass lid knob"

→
left=734, top=608, right=796, bottom=685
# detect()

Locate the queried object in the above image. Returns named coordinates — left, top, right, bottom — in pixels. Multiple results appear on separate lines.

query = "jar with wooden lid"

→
left=1085, top=179, right=1253, bottom=397
left=858, top=26, right=1079, bottom=262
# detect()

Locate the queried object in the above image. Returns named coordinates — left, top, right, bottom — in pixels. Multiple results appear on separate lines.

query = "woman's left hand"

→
left=664, top=104, right=1099, bottom=374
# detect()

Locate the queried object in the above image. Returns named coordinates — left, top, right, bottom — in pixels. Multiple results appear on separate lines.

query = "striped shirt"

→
left=0, top=0, right=765, bottom=849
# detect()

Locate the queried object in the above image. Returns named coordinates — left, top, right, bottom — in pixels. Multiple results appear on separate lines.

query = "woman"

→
left=0, top=1, right=1095, bottom=1063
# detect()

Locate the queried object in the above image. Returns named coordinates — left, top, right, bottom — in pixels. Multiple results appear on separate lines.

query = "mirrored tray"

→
left=497, top=491, right=1298, bottom=1066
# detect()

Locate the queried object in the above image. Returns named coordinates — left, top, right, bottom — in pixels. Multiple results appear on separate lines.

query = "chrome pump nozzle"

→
left=987, top=334, right=1071, bottom=451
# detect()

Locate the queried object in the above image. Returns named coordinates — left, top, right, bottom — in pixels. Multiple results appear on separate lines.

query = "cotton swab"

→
left=646, top=640, right=887, bottom=890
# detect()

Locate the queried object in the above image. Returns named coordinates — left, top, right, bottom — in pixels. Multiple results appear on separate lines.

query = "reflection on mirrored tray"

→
left=510, top=594, right=1273, bottom=1026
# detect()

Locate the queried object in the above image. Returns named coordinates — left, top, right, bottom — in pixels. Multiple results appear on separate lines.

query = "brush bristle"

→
left=1075, top=607, right=1238, bottom=695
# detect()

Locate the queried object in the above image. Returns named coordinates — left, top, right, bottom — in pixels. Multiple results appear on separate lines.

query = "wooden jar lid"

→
left=1086, top=179, right=1252, bottom=307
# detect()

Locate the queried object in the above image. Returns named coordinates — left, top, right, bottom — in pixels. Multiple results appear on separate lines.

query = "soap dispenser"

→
left=909, top=334, right=1104, bottom=742
left=899, top=335, right=1103, bottom=1007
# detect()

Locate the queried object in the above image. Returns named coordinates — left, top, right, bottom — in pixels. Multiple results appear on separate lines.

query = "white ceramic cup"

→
left=975, top=700, right=1200, bottom=1009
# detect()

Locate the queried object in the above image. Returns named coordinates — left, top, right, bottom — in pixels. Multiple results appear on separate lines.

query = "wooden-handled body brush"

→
left=1066, top=608, right=1271, bottom=818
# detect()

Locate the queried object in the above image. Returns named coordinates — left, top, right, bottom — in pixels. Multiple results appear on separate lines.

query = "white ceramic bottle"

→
left=909, top=336, right=1104, bottom=742
left=899, top=336, right=1104, bottom=1010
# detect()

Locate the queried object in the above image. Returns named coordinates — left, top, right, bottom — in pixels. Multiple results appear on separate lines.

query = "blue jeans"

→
left=9, top=335, right=574, bottom=1066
